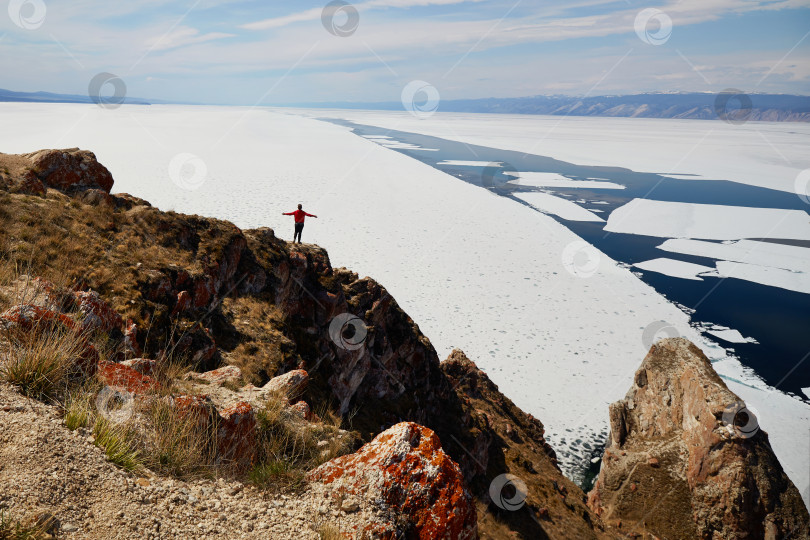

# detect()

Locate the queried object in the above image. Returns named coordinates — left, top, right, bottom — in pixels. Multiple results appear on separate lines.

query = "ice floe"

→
left=714, top=261, right=810, bottom=295
left=633, top=257, right=715, bottom=280
left=658, top=238, right=810, bottom=273
left=515, top=192, right=606, bottom=222
left=606, top=199, right=810, bottom=241
left=505, top=171, right=625, bottom=190
left=437, top=160, right=502, bottom=167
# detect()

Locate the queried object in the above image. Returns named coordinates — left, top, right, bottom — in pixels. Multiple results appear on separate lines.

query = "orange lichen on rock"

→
left=74, top=290, right=123, bottom=334
left=0, top=304, right=79, bottom=333
left=308, top=421, right=477, bottom=540
left=98, top=361, right=158, bottom=395
left=216, top=401, right=257, bottom=468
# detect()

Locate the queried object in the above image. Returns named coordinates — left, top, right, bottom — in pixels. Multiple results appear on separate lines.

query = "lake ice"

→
left=1, top=103, right=807, bottom=506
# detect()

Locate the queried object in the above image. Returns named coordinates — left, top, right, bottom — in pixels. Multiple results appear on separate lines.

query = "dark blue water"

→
left=324, top=118, right=810, bottom=400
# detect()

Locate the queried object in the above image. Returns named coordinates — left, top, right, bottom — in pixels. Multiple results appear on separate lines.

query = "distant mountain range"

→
left=3, top=88, right=809, bottom=122
left=0, top=88, right=153, bottom=106
left=291, top=92, right=810, bottom=122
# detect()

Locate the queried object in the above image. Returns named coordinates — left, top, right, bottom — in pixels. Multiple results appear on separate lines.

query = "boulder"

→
left=587, top=338, right=810, bottom=539
left=189, top=365, right=243, bottom=387
left=289, top=400, right=319, bottom=422
left=23, top=148, right=114, bottom=193
left=123, top=319, right=141, bottom=357
left=171, top=290, right=192, bottom=316
left=119, top=358, right=157, bottom=377
left=74, top=290, right=123, bottom=334
left=98, top=361, right=158, bottom=395
left=308, top=422, right=478, bottom=539
left=262, top=369, right=308, bottom=401
left=216, top=402, right=257, bottom=468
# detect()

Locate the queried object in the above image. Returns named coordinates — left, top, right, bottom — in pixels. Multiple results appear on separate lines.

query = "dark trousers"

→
left=294, top=222, right=304, bottom=243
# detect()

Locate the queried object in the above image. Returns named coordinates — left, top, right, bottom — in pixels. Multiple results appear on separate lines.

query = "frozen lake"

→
left=317, top=116, right=810, bottom=401
left=1, top=103, right=807, bottom=505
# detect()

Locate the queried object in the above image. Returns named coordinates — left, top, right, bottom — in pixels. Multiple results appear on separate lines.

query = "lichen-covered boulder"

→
left=23, top=148, right=114, bottom=193
left=216, top=402, right=257, bottom=468
left=262, top=369, right=308, bottom=402
left=308, top=422, right=478, bottom=539
left=189, top=365, right=243, bottom=387
left=74, top=290, right=123, bottom=334
left=119, top=358, right=157, bottom=377
left=289, top=400, right=319, bottom=422
left=0, top=304, right=78, bottom=333
left=97, top=361, right=158, bottom=395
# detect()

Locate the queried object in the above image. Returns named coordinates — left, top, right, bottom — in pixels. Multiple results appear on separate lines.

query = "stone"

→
left=308, top=422, right=477, bottom=539
left=262, top=370, right=308, bottom=402
left=74, top=290, right=123, bottom=334
left=23, top=148, right=114, bottom=193
left=216, top=402, right=257, bottom=469
left=98, top=362, right=158, bottom=395
left=0, top=303, right=78, bottom=333
left=123, top=319, right=142, bottom=357
left=0, top=304, right=99, bottom=377
left=289, top=401, right=319, bottom=422
left=191, top=365, right=243, bottom=387
left=120, top=359, right=157, bottom=378
left=172, top=290, right=192, bottom=316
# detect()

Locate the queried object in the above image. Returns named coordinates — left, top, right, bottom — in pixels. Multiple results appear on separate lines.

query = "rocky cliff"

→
left=0, top=149, right=806, bottom=539
left=0, top=149, right=611, bottom=538
left=588, top=338, right=809, bottom=539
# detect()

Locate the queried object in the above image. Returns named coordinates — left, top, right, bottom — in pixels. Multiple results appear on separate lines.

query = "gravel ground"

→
left=0, top=383, right=379, bottom=539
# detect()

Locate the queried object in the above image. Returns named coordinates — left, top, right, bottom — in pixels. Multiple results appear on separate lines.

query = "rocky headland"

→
left=0, top=148, right=807, bottom=539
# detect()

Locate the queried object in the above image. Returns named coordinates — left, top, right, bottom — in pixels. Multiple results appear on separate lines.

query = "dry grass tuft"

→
left=251, top=393, right=353, bottom=492
left=64, top=385, right=96, bottom=431
left=316, top=523, right=343, bottom=540
left=92, top=417, right=141, bottom=472
left=0, top=511, right=49, bottom=540
left=0, top=327, right=87, bottom=400
left=142, top=398, right=218, bottom=479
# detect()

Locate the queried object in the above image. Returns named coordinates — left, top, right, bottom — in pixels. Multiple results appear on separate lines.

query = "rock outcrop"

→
left=0, top=149, right=114, bottom=195
left=308, top=422, right=478, bottom=539
left=23, top=148, right=114, bottom=193
left=588, top=338, right=810, bottom=539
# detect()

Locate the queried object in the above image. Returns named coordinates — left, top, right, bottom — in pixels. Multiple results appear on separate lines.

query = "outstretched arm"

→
left=282, top=211, right=294, bottom=215
left=305, top=212, right=318, bottom=218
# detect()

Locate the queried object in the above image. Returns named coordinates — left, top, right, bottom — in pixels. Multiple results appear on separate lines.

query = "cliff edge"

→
left=588, top=338, right=809, bottom=539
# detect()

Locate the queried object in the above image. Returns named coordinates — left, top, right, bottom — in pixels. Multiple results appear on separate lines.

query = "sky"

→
left=0, top=0, right=808, bottom=105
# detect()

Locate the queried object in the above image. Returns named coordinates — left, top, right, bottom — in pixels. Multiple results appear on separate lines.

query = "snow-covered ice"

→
left=1, top=103, right=807, bottom=505
left=633, top=258, right=715, bottom=280
left=294, top=109, right=810, bottom=196
left=706, top=328, right=757, bottom=344
left=605, top=199, right=810, bottom=241
left=658, top=238, right=810, bottom=273
left=437, top=160, right=501, bottom=167
left=515, top=192, right=606, bottom=222
left=714, top=261, right=810, bottom=295
left=506, top=171, right=625, bottom=190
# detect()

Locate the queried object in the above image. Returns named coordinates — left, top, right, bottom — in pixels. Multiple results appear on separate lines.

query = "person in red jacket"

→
left=283, top=204, right=318, bottom=243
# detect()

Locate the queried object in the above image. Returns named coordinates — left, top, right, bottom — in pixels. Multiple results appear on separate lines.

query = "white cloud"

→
left=146, top=26, right=235, bottom=52
left=242, top=0, right=485, bottom=31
